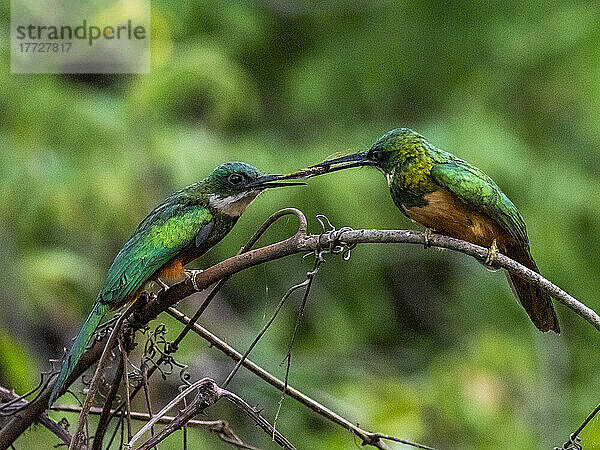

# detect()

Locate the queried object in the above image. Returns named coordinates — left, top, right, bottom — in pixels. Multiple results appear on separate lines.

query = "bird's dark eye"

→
left=228, top=173, right=244, bottom=185
left=369, top=149, right=382, bottom=160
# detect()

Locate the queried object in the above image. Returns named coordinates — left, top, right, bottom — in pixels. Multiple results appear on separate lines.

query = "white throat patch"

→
left=385, top=167, right=395, bottom=187
left=209, top=191, right=260, bottom=217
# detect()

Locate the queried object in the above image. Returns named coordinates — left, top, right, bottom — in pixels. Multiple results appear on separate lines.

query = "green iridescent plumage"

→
left=309, top=128, right=559, bottom=333
left=49, top=162, right=302, bottom=405
left=370, top=129, right=527, bottom=244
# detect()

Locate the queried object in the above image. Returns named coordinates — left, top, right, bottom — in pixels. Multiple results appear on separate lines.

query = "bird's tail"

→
left=49, top=301, right=109, bottom=405
left=504, top=243, right=559, bottom=333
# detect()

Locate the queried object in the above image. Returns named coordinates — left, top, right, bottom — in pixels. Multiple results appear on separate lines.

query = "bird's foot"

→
left=185, top=269, right=203, bottom=291
left=423, top=228, right=434, bottom=249
left=484, top=239, right=499, bottom=268
left=142, top=291, right=158, bottom=303
left=156, top=278, right=170, bottom=292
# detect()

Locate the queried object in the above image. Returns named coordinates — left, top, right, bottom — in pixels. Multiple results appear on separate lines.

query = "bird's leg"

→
left=185, top=269, right=203, bottom=291
left=484, top=239, right=499, bottom=267
left=155, top=277, right=170, bottom=291
left=423, top=228, right=434, bottom=249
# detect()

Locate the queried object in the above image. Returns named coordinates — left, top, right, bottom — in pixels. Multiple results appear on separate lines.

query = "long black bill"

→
left=308, top=151, right=376, bottom=175
left=246, top=174, right=307, bottom=189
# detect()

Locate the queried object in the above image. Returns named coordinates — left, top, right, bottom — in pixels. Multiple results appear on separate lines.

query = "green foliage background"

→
left=1, top=1, right=600, bottom=448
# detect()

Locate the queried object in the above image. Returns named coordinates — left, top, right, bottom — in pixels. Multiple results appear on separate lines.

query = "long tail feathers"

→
left=49, top=301, right=109, bottom=405
left=505, top=243, right=560, bottom=333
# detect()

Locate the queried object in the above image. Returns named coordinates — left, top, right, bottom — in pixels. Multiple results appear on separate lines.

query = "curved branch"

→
left=167, top=307, right=398, bottom=450
left=1, top=222, right=597, bottom=449
left=157, top=228, right=600, bottom=332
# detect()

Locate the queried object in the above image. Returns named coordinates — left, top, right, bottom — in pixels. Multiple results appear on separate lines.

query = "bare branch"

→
left=274, top=254, right=321, bottom=435
left=2, top=211, right=597, bottom=448
left=556, top=402, right=600, bottom=449
left=222, top=274, right=310, bottom=389
left=168, top=308, right=400, bottom=450
left=52, top=404, right=252, bottom=448
left=0, top=385, right=72, bottom=446
left=119, top=337, right=133, bottom=443
left=221, top=388, right=295, bottom=450
left=152, top=227, right=600, bottom=333
left=69, top=301, right=139, bottom=450
left=128, top=378, right=294, bottom=450
left=91, top=352, right=124, bottom=450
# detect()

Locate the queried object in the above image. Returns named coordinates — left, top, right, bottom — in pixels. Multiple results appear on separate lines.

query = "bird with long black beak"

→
left=50, top=162, right=304, bottom=405
left=284, top=128, right=559, bottom=333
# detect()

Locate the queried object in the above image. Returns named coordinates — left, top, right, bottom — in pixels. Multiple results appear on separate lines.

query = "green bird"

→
left=49, top=162, right=302, bottom=405
left=308, top=128, right=559, bottom=333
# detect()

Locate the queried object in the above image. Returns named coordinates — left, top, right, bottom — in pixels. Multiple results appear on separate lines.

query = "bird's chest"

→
left=387, top=165, right=437, bottom=210
left=401, top=189, right=505, bottom=248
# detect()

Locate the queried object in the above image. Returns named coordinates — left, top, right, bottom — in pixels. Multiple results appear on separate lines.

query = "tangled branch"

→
left=126, top=378, right=294, bottom=449
left=167, top=307, right=431, bottom=450
left=1, top=208, right=597, bottom=449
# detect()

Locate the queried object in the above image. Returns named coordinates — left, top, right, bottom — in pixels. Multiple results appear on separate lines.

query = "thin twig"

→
left=557, top=402, right=600, bottom=450
left=141, top=364, right=157, bottom=449
left=105, top=414, right=123, bottom=450
left=0, top=373, right=53, bottom=415
left=274, top=255, right=321, bottom=435
left=128, top=378, right=294, bottom=450
left=91, top=352, right=124, bottom=450
left=69, top=301, right=139, bottom=449
left=221, top=389, right=295, bottom=450
left=168, top=308, right=407, bottom=450
left=39, top=412, right=73, bottom=446
left=127, top=378, right=215, bottom=448
left=119, top=337, right=133, bottom=443
left=0, top=386, right=73, bottom=446
left=52, top=404, right=253, bottom=448
left=222, top=277, right=310, bottom=389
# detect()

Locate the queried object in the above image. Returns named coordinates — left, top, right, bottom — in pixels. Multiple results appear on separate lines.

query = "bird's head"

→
left=307, top=128, right=425, bottom=175
left=204, top=162, right=304, bottom=217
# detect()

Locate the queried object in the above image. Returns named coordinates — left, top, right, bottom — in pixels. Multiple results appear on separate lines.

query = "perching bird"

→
left=308, top=128, right=559, bottom=333
left=49, top=162, right=302, bottom=405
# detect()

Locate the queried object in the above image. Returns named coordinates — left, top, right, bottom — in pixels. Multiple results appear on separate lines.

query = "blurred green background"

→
left=2, top=1, right=600, bottom=448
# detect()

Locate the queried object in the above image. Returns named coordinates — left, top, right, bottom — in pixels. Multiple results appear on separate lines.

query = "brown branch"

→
left=39, top=412, right=73, bottom=446
left=0, top=386, right=72, bottom=446
left=103, top=208, right=307, bottom=427
left=149, top=228, right=600, bottom=333
left=2, top=215, right=597, bottom=448
left=129, top=378, right=294, bottom=449
left=91, top=352, right=124, bottom=450
left=69, top=301, right=138, bottom=450
left=119, top=337, right=133, bottom=443
left=559, top=401, right=600, bottom=449
left=167, top=308, right=396, bottom=450
left=141, top=364, right=157, bottom=450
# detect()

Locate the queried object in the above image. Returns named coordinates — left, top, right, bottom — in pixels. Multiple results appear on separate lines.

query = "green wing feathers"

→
left=50, top=203, right=213, bottom=405
left=430, top=159, right=528, bottom=244
left=431, top=159, right=559, bottom=333
left=99, top=206, right=213, bottom=304
left=49, top=301, right=109, bottom=405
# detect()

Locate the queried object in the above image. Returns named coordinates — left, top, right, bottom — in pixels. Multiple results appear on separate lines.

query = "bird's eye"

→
left=369, top=149, right=382, bottom=160
left=228, top=173, right=244, bottom=185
